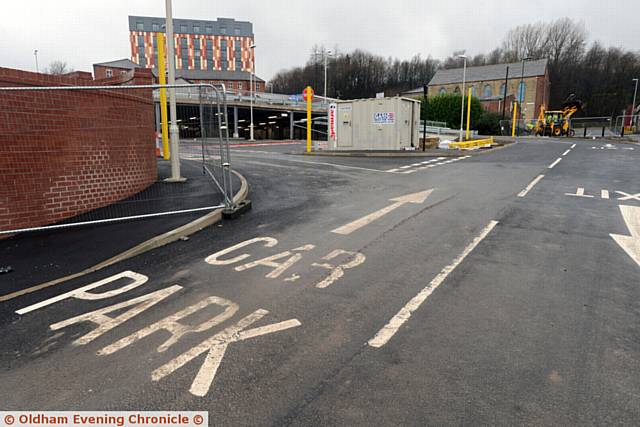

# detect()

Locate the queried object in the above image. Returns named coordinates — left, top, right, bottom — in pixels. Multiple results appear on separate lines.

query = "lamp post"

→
left=164, top=0, right=183, bottom=181
left=501, top=65, right=509, bottom=120
left=34, top=49, right=39, bottom=73
left=249, top=43, right=256, bottom=141
left=517, top=57, right=532, bottom=136
left=632, top=78, right=639, bottom=128
left=323, top=49, right=332, bottom=102
left=458, top=54, right=467, bottom=142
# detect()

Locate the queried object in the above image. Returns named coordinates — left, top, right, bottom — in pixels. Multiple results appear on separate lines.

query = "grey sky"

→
left=1, top=0, right=638, bottom=81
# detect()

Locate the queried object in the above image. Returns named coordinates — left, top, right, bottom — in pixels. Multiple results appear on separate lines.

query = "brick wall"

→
left=0, top=67, right=156, bottom=233
left=428, top=75, right=549, bottom=121
left=93, top=65, right=134, bottom=80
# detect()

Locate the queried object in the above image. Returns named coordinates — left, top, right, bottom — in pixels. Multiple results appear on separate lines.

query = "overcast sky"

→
left=1, top=0, right=638, bottom=81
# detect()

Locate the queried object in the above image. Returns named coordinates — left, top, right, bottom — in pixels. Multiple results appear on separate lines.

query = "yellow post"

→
left=157, top=32, right=170, bottom=160
left=511, top=102, right=518, bottom=137
left=466, top=87, right=472, bottom=140
left=306, top=86, right=312, bottom=153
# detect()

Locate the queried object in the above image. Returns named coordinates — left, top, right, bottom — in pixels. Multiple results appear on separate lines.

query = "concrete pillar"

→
left=233, top=106, right=239, bottom=139
left=289, top=111, right=294, bottom=140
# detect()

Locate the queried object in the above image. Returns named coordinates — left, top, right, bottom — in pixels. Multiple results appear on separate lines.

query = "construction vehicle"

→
left=534, top=94, right=583, bottom=137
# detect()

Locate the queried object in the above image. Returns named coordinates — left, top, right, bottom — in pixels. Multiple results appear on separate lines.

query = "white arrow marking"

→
left=331, top=189, right=433, bottom=235
left=610, top=205, right=640, bottom=267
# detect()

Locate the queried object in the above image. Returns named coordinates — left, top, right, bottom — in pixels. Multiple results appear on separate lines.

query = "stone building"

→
left=403, top=59, right=550, bottom=121
left=431, top=59, right=550, bottom=121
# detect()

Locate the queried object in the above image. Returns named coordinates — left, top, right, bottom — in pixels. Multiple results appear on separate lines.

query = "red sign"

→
left=329, top=103, right=337, bottom=141
left=303, top=87, right=314, bottom=102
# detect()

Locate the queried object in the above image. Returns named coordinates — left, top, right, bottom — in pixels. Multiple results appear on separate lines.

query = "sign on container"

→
left=373, top=112, right=395, bottom=125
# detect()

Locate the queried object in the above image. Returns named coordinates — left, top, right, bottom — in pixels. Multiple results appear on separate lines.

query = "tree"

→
left=502, top=22, right=546, bottom=62
left=270, top=47, right=440, bottom=99
left=46, top=60, right=72, bottom=75
left=475, top=112, right=503, bottom=135
left=270, top=17, right=640, bottom=118
left=424, top=94, right=483, bottom=130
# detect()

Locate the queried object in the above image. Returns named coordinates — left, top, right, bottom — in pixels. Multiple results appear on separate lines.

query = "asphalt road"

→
left=1, top=138, right=639, bottom=425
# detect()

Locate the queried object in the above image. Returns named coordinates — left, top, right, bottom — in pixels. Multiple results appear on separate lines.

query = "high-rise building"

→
left=128, top=15, right=254, bottom=73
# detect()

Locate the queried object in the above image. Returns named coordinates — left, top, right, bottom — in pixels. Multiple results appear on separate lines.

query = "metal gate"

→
left=0, top=83, right=233, bottom=235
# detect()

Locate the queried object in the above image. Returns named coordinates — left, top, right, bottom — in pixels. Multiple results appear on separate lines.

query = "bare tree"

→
left=502, top=22, right=546, bottom=61
left=46, top=60, right=72, bottom=75
left=544, top=18, right=587, bottom=66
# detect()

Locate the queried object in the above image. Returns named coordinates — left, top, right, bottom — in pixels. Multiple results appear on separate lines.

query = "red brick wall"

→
left=93, top=65, right=134, bottom=80
left=534, top=74, right=550, bottom=118
left=0, top=67, right=156, bottom=233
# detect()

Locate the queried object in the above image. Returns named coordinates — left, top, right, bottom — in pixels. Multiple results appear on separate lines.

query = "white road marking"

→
left=99, top=295, right=239, bottom=355
left=205, top=237, right=278, bottom=266
left=368, top=220, right=499, bottom=348
left=610, top=205, right=640, bottom=267
left=331, top=189, right=433, bottom=235
left=51, top=285, right=183, bottom=346
left=570, top=144, right=576, bottom=148
left=615, top=191, right=640, bottom=201
left=562, top=149, right=571, bottom=156
left=387, top=156, right=464, bottom=173
left=151, top=309, right=301, bottom=397
left=241, top=157, right=389, bottom=174
left=312, top=249, right=366, bottom=288
left=234, top=244, right=315, bottom=278
left=548, top=158, right=562, bottom=169
left=517, top=175, right=544, bottom=198
left=565, top=187, right=594, bottom=198
left=601, top=190, right=610, bottom=199
left=17, top=271, right=148, bottom=315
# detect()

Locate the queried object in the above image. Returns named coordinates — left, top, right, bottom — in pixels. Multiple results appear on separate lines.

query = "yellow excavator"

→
left=534, top=94, right=583, bottom=137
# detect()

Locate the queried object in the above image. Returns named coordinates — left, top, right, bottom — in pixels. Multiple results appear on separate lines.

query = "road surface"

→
left=1, top=138, right=639, bottom=425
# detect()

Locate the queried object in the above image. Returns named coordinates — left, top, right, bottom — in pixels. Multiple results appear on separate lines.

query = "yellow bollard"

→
left=466, top=87, right=472, bottom=140
left=511, top=102, right=518, bottom=137
left=157, top=32, right=170, bottom=160
left=306, top=86, right=313, bottom=153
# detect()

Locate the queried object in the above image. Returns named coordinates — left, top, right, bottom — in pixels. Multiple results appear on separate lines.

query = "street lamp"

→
left=249, top=43, right=256, bottom=141
left=323, top=49, right=332, bottom=102
left=164, top=0, right=183, bottom=181
left=458, top=54, right=467, bottom=142
left=517, top=57, right=533, bottom=136
left=34, top=49, right=39, bottom=73
left=632, top=78, right=639, bottom=129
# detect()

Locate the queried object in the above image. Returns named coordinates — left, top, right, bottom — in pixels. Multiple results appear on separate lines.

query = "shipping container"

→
left=327, top=96, right=420, bottom=151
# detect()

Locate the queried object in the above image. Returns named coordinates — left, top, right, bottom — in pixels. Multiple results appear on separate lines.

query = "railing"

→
left=153, top=88, right=329, bottom=110
left=613, top=114, right=639, bottom=135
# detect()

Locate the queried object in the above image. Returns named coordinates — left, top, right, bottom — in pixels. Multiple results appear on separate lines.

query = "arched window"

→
left=483, top=84, right=492, bottom=98
left=499, top=83, right=506, bottom=97
left=454, top=86, right=461, bottom=94
left=439, top=87, right=447, bottom=95
left=518, top=81, right=526, bottom=103
left=470, top=86, right=477, bottom=97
